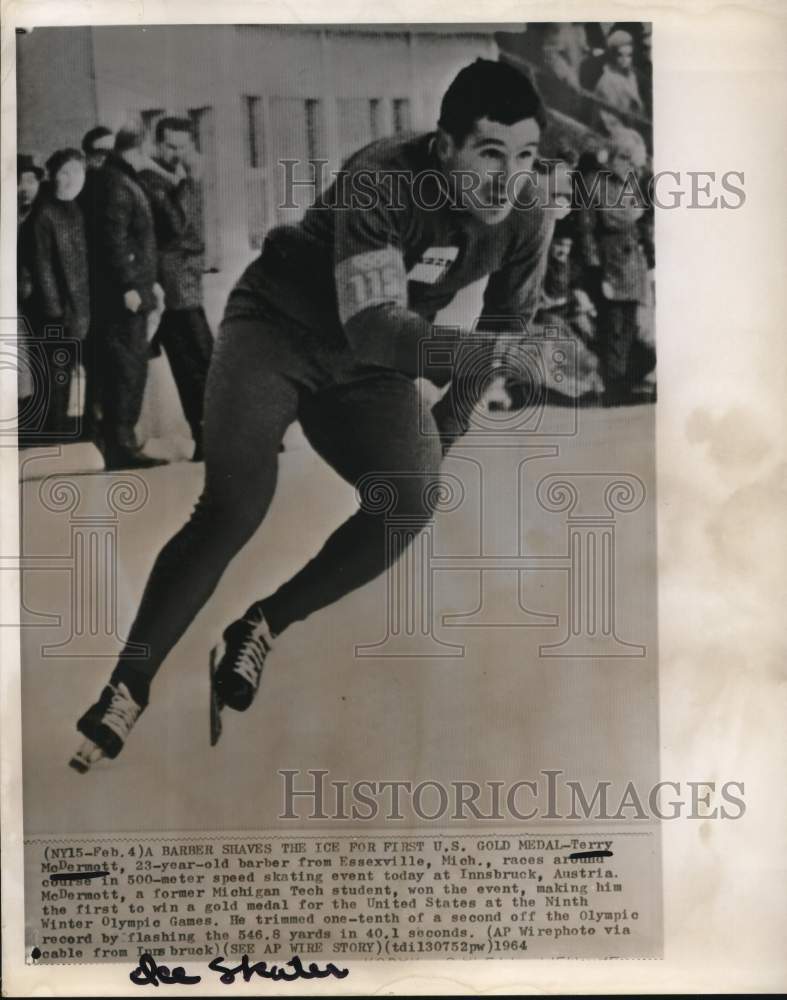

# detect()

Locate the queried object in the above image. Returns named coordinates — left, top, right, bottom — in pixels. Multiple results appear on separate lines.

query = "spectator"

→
left=537, top=25, right=588, bottom=119
left=137, top=116, right=214, bottom=461
left=91, top=125, right=167, bottom=469
left=19, top=149, right=90, bottom=436
left=17, top=155, right=44, bottom=409
left=593, top=30, right=645, bottom=133
left=500, top=154, right=602, bottom=409
left=78, top=126, right=115, bottom=446
left=541, top=25, right=583, bottom=91
left=575, top=128, right=651, bottom=405
left=17, top=154, right=43, bottom=229
left=578, top=23, right=609, bottom=91
left=608, top=22, right=653, bottom=120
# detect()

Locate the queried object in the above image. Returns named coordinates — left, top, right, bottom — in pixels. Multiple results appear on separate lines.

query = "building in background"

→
left=17, top=25, right=497, bottom=277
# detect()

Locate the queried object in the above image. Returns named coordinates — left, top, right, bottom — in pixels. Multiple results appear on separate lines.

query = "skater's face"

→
left=53, top=159, right=86, bottom=201
left=158, top=128, right=192, bottom=168
left=437, top=116, right=541, bottom=225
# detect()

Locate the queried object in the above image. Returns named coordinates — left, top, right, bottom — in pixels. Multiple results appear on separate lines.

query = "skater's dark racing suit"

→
left=76, top=127, right=553, bottom=760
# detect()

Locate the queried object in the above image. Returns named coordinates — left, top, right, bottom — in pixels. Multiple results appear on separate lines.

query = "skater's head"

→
left=434, top=59, right=546, bottom=225
left=45, top=148, right=86, bottom=202
left=154, top=116, right=195, bottom=169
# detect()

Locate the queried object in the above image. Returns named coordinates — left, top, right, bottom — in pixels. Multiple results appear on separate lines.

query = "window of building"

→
left=392, top=98, right=411, bottom=135
left=369, top=98, right=382, bottom=140
left=244, top=95, right=262, bottom=168
left=304, top=98, right=325, bottom=166
left=337, top=97, right=383, bottom=156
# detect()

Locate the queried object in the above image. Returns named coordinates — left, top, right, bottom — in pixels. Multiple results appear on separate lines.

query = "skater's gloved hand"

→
left=124, top=289, right=142, bottom=314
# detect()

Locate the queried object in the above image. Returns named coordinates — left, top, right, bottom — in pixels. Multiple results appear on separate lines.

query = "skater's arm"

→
left=334, top=184, right=454, bottom=379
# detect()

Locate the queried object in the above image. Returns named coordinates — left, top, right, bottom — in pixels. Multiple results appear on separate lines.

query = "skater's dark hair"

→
left=155, top=116, right=194, bottom=142
left=438, top=58, right=547, bottom=146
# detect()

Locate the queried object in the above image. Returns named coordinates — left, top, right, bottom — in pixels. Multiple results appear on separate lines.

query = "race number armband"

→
left=335, top=247, right=408, bottom=326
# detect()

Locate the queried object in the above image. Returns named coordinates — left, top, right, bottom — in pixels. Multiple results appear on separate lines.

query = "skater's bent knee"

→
left=191, top=489, right=269, bottom=546
left=357, top=470, right=442, bottom=524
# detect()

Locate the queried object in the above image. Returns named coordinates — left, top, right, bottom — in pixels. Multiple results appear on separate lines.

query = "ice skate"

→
left=69, top=738, right=106, bottom=773
left=210, top=613, right=275, bottom=731
left=70, top=682, right=145, bottom=771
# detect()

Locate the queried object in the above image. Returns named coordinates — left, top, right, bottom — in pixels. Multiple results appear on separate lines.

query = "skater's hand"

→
left=124, top=289, right=142, bottom=314
left=601, top=280, right=614, bottom=300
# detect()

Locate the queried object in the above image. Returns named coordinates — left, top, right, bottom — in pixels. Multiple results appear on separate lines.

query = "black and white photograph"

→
left=2, top=3, right=785, bottom=996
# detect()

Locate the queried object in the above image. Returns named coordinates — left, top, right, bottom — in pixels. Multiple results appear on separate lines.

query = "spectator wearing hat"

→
left=606, top=22, right=653, bottom=120
left=20, top=149, right=90, bottom=436
left=593, top=30, right=645, bottom=133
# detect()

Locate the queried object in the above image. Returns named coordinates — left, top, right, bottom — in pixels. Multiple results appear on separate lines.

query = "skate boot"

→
left=211, top=613, right=275, bottom=718
left=70, top=682, right=146, bottom=772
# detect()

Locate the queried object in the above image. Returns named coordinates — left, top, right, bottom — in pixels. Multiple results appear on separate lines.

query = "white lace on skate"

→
left=102, top=683, right=143, bottom=741
left=233, top=618, right=274, bottom=689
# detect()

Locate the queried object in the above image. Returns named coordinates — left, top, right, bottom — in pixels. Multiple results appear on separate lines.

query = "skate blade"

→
left=69, top=739, right=105, bottom=773
left=209, top=645, right=223, bottom=747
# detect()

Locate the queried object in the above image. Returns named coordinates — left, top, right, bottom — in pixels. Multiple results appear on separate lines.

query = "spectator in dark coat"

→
left=90, top=125, right=167, bottom=469
left=17, top=154, right=43, bottom=230
left=78, top=126, right=115, bottom=446
left=20, top=149, right=90, bottom=436
left=17, top=155, right=44, bottom=407
left=137, top=117, right=214, bottom=461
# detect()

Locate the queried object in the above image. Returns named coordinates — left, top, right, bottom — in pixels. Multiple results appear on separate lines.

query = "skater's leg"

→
left=109, top=320, right=299, bottom=704
left=255, top=373, right=443, bottom=634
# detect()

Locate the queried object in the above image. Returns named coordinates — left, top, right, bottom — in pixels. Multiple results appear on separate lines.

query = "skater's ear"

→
left=434, top=128, right=456, bottom=163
